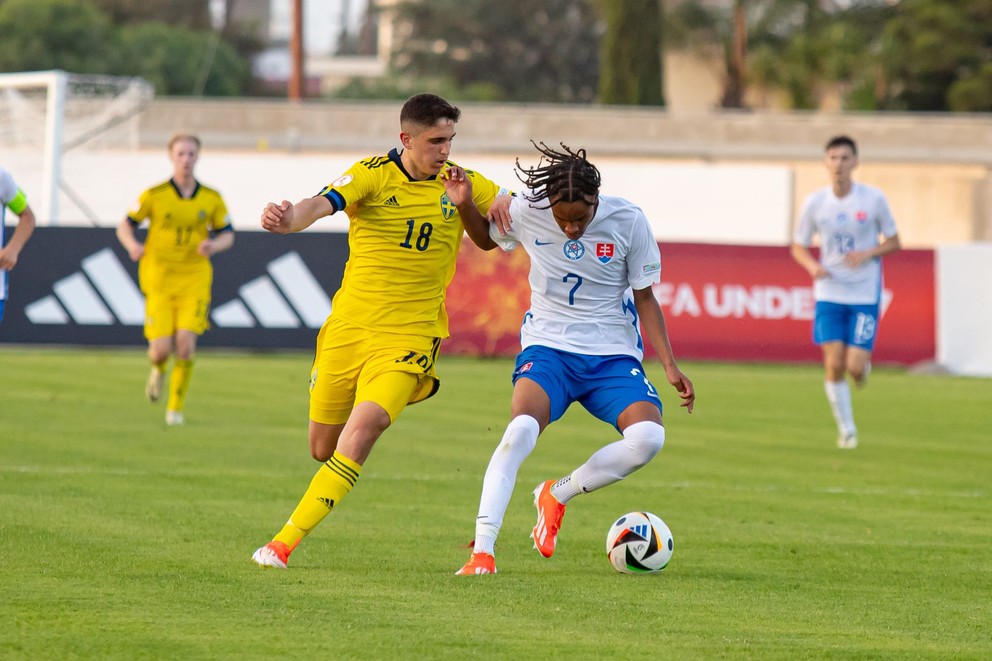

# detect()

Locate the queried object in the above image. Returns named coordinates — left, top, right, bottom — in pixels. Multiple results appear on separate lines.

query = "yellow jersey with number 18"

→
left=317, top=148, right=502, bottom=338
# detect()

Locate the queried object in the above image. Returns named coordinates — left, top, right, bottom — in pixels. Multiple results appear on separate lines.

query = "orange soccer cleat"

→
left=531, top=480, right=566, bottom=558
left=251, top=541, right=291, bottom=569
left=455, top=552, right=497, bottom=576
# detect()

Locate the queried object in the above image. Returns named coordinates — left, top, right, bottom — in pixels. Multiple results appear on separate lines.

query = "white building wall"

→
left=937, top=244, right=992, bottom=377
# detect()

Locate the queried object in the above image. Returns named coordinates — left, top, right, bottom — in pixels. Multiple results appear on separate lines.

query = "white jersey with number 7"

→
left=489, top=192, right=662, bottom=360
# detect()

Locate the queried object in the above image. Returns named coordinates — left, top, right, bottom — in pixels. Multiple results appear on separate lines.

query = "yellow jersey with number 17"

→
left=317, top=148, right=502, bottom=338
left=126, top=179, right=232, bottom=293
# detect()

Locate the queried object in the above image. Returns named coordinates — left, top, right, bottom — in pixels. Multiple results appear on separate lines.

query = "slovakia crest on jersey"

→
left=856, top=210, right=868, bottom=222
left=596, top=242, right=615, bottom=264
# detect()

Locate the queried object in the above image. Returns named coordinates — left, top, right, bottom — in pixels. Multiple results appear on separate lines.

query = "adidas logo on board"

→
left=24, top=249, right=333, bottom=330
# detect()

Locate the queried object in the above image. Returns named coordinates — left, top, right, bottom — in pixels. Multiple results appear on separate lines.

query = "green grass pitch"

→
left=1, top=348, right=989, bottom=659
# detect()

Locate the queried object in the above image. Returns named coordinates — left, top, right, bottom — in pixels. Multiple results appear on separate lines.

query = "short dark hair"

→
left=400, top=93, right=461, bottom=130
left=825, top=135, right=857, bottom=155
left=515, top=141, right=601, bottom=209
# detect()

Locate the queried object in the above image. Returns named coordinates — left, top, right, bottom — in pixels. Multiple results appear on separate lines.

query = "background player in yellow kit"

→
left=251, top=93, right=511, bottom=569
left=116, top=133, right=235, bottom=426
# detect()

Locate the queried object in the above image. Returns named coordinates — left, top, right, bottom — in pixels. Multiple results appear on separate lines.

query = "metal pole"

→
left=289, top=0, right=305, bottom=101
left=43, top=70, right=66, bottom=225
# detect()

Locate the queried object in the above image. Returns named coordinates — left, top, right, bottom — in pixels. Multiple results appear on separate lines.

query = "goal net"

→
left=0, top=70, right=154, bottom=225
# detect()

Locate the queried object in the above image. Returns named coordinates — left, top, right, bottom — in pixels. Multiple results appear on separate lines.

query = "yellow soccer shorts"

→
left=140, top=261, right=212, bottom=340
left=308, top=316, right=442, bottom=425
left=144, top=288, right=211, bottom=339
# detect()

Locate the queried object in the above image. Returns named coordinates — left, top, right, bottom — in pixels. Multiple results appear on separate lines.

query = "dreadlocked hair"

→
left=515, top=141, right=601, bottom=209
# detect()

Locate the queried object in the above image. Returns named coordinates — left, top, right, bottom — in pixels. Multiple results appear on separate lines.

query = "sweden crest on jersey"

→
left=439, top=193, right=455, bottom=220
left=596, top=242, right=615, bottom=264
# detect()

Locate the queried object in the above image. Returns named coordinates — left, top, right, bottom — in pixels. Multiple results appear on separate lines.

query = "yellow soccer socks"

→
left=273, top=451, right=362, bottom=552
left=166, top=359, right=193, bottom=415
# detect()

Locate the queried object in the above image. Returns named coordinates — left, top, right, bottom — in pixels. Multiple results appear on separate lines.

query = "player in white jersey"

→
left=0, top=166, right=37, bottom=323
left=454, top=142, right=694, bottom=575
left=791, top=135, right=901, bottom=449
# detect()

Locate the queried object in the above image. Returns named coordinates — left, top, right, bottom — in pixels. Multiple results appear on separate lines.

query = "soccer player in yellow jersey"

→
left=116, top=133, right=235, bottom=426
left=251, top=93, right=511, bottom=569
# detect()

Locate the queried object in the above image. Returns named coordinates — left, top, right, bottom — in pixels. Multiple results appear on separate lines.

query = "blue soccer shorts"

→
left=813, top=301, right=880, bottom=350
left=511, top=345, right=662, bottom=431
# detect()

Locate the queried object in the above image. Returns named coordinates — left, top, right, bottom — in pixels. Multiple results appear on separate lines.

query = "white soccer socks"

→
left=473, top=414, right=540, bottom=554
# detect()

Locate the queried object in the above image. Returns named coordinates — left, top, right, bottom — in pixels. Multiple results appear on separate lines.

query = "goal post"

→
left=0, top=70, right=154, bottom=225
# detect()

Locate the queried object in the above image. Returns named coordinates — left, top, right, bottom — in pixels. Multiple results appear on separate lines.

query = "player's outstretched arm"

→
left=633, top=286, right=695, bottom=413
left=261, top=196, right=333, bottom=234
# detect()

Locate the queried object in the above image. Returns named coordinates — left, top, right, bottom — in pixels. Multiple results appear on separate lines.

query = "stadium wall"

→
left=1, top=227, right=944, bottom=372
left=4, top=100, right=990, bottom=374
left=11, top=98, right=991, bottom=247
left=133, top=98, right=992, bottom=246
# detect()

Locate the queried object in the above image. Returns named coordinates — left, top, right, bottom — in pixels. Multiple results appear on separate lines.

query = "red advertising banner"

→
left=446, top=241, right=935, bottom=366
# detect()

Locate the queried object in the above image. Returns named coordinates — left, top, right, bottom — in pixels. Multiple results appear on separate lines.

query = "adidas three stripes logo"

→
left=23, top=248, right=333, bottom=329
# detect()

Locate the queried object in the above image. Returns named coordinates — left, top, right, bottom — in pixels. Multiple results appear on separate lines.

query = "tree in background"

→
left=881, top=0, right=992, bottom=111
left=669, top=0, right=991, bottom=113
left=376, top=0, right=600, bottom=103
left=0, top=0, right=252, bottom=96
left=745, top=0, right=894, bottom=110
left=0, top=0, right=116, bottom=74
left=114, top=22, right=250, bottom=97
left=88, top=0, right=213, bottom=30
left=598, top=0, right=664, bottom=106
left=666, top=0, right=831, bottom=109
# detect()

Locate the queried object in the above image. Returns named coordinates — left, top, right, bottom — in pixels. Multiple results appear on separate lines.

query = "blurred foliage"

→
left=375, top=0, right=600, bottom=104
left=597, top=0, right=664, bottom=106
left=882, top=0, right=992, bottom=111
left=667, top=0, right=992, bottom=112
left=2, top=0, right=990, bottom=111
left=334, top=75, right=503, bottom=103
left=0, top=0, right=253, bottom=96
left=0, top=0, right=116, bottom=75
left=745, top=1, right=896, bottom=110
left=88, top=0, right=212, bottom=29
left=114, top=22, right=250, bottom=97
left=667, top=0, right=847, bottom=109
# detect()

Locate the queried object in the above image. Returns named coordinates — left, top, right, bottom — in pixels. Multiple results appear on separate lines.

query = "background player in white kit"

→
left=791, top=135, right=901, bottom=449
left=0, top=165, right=37, bottom=323
left=453, top=142, right=695, bottom=576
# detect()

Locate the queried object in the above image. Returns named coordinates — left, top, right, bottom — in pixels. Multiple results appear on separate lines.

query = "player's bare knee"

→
left=148, top=344, right=170, bottom=364
left=308, top=423, right=342, bottom=462
left=623, top=420, right=666, bottom=465
left=309, top=436, right=335, bottom=462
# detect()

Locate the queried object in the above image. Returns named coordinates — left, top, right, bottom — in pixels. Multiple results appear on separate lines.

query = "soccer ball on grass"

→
left=606, top=511, right=673, bottom=573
